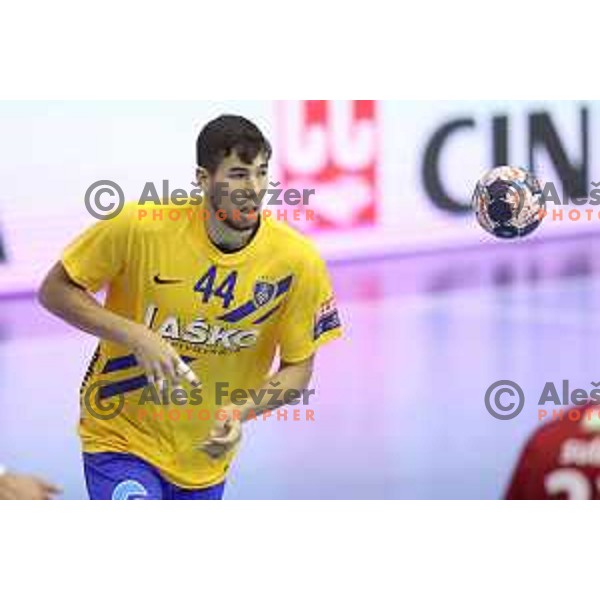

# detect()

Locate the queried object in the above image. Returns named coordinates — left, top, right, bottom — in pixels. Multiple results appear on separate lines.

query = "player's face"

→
left=202, top=151, right=269, bottom=231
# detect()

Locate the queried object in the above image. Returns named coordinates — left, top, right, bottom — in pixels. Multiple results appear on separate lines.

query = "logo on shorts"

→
left=112, top=480, right=149, bottom=500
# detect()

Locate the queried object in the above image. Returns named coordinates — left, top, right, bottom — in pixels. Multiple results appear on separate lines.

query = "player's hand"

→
left=127, top=324, right=201, bottom=390
left=0, top=472, right=62, bottom=500
left=199, top=409, right=242, bottom=459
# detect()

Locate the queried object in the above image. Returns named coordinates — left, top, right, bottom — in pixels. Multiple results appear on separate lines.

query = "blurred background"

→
left=0, top=100, right=598, bottom=499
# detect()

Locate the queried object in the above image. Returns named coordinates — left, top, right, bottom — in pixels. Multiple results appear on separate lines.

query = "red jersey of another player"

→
left=506, top=404, right=600, bottom=500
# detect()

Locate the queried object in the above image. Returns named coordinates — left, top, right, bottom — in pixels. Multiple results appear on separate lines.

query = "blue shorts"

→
left=83, top=452, right=226, bottom=500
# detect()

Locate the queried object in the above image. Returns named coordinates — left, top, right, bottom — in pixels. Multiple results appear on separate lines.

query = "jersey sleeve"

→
left=278, top=250, right=342, bottom=363
left=61, top=207, right=133, bottom=293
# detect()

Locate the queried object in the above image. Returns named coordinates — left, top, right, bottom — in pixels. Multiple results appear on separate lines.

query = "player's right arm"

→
left=38, top=261, right=184, bottom=385
left=38, top=212, right=198, bottom=388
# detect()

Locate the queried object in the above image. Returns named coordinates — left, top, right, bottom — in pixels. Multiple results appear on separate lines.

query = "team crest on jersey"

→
left=253, top=281, right=276, bottom=306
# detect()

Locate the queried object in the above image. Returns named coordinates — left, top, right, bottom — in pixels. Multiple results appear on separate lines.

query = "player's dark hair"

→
left=196, top=114, right=272, bottom=174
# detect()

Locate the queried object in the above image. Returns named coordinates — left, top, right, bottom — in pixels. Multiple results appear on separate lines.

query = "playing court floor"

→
left=2, top=236, right=599, bottom=499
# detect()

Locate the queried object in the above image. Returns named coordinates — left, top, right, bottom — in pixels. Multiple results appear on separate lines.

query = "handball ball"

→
left=472, top=166, right=544, bottom=239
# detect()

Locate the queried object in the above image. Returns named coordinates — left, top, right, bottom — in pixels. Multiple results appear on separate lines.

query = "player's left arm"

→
left=242, top=354, right=315, bottom=420
left=200, top=247, right=341, bottom=458
left=199, top=356, right=315, bottom=458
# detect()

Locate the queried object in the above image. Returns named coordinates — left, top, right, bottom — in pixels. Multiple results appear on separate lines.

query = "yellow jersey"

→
left=61, top=201, right=342, bottom=488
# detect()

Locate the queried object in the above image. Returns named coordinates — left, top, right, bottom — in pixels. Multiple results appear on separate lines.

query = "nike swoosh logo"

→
left=153, top=275, right=184, bottom=285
